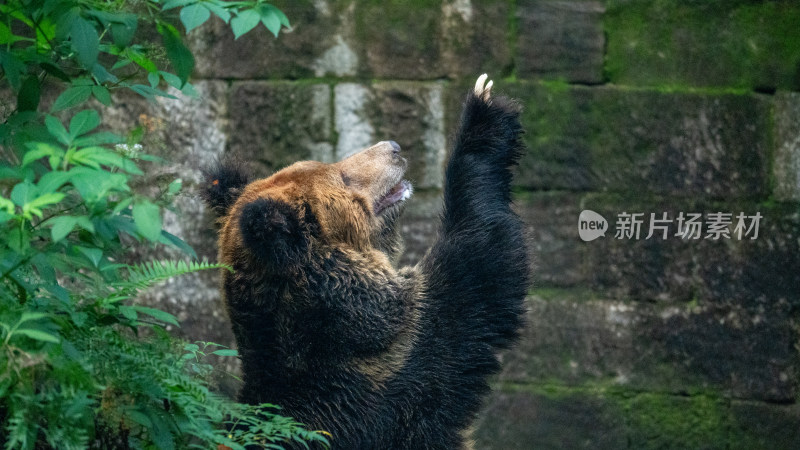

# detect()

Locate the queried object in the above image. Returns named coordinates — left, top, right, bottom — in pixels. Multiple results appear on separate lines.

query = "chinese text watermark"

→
left=578, top=210, right=762, bottom=242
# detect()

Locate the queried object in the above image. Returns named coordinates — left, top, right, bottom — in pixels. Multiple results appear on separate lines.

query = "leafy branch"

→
left=0, top=1, right=329, bottom=449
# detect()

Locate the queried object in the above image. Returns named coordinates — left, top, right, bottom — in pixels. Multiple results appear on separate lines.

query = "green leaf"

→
left=275, top=6, right=291, bottom=28
left=259, top=7, right=281, bottom=38
left=70, top=17, right=99, bottom=68
left=231, top=9, right=260, bottom=40
left=37, top=170, right=73, bottom=193
left=17, top=76, right=41, bottom=112
left=119, top=305, right=138, bottom=321
left=0, top=197, right=14, bottom=217
left=14, top=328, right=60, bottom=343
left=45, top=115, right=71, bottom=145
left=133, top=306, right=179, bottom=327
left=70, top=167, right=130, bottom=202
left=0, top=50, right=25, bottom=90
left=180, top=81, right=199, bottom=98
left=160, top=25, right=194, bottom=87
left=159, top=71, right=182, bottom=90
left=211, top=349, right=238, bottom=357
left=110, top=15, right=137, bottom=47
left=10, top=181, right=36, bottom=206
left=92, top=86, right=111, bottom=106
left=50, top=216, right=78, bottom=242
left=73, top=131, right=123, bottom=147
left=75, top=215, right=95, bottom=233
left=167, top=179, right=182, bottom=194
left=126, top=409, right=152, bottom=428
left=76, top=246, right=103, bottom=267
left=7, top=225, right=30, bottom=253
left=133, top=201, right=162, bottom=242
left=159, top=230, right=197, bottom=259
left=130, top=84, right=177, bottom=100
left=52, top=86, right=92, bottom=111
left=22, top=142, right=64, bottom=168
left=112, top=196, right=134, bottom=215
left=180, top=3, right=211, bottom=33
left=162, top=0, right=196, bottom=11
left=40, top=62, right=71, bottom=82
left=69, top=110, right=101, bottom=137
left=26, top=192, right=65, bottom=210
left=17, top=312, right=50, bottom=324
left=91, top=62, right=118, bottom=84
left=70, top=147, right=143, bottom=174
left=183, top=343, right=199, bottom=352
left=0, top=21, right=25, bottom=45
left=204, top=2, right=231, bottom=23
left=55, top=7, right=80, bottom=40
left=32, top=253, right=56, bottom=284
left=125, top=47, right=158, bottom=73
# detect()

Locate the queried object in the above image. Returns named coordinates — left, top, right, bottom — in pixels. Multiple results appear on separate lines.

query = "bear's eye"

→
left=341, top=171, right=353, bottom=187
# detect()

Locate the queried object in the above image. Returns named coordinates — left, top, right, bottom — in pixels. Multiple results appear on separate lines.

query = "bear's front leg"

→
left=420, top=74, right=528, bottom=350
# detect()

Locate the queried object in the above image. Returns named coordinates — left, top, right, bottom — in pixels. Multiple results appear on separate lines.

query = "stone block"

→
left=693, top=202, right=800, bottom=308
left=604, top=1, right=800, bottom=90
left=730, top=401, right=800, bottom=450
left=335, top=81, right=447, bottom=188
left=506, top=83, right=771, bottom=199
left=580, top=194, right=695, bottom=302
left=190, top=1, right=512, bottom=81
left=500, top=293, right=798, bottom=402
left=639, top=304, right=797, bottom=402
left=774, top=92, right=800, bottom=202
left=355, top=0, right=512, bottom=80
left=190, top=0, right=358, bottom=79
left=100, top=81, right=229, bottom=185
left=499, top=294, right=640, bottom=386
left=513, top=192, right=585, bottom=287
left=473, top=387, right=627, bottom=450
left=516, top=1, right=605, bottom=84
left=474, top=386, right=800, bottom=448
left=228, top=82, right=333, bottom=177
left=398, top=190, right=442, bottom=267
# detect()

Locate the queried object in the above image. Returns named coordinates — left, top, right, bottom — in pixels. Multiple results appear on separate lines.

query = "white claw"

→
left=474, top=74, right=493, bottom=102
left=474, top=73, right=488, bottom=96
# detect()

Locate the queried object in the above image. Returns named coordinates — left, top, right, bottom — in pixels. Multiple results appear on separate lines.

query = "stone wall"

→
left=126, top=0, right=800, bottom=448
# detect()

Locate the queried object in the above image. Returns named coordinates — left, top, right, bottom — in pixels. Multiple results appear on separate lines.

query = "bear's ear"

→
left=201, top=159, right=250, bottom=217
left=239, top=198, right=314, bottom=268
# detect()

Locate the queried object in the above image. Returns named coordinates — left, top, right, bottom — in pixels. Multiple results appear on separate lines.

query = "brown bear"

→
left=202, top=75, right=529, bottom=449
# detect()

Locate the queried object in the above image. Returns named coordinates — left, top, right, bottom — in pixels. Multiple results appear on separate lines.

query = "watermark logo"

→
left=578, top=211, right=763, bottom=241
left=578, top=210, right=608, bottom=242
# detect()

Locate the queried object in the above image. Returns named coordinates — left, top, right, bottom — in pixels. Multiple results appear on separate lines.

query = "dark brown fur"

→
left=203, top=82, right=528, bottom=449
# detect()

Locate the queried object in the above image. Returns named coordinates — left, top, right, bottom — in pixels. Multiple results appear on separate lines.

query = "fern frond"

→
left=115, top=260, right=232, bottom=293
left=4, top=404, right=34, bottom=450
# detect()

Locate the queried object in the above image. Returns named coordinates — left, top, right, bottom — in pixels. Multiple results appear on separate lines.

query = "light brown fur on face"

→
left=218, top=141, right=409, bottom=267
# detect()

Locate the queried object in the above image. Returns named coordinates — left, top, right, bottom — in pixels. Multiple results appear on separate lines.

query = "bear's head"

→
left=202, top=141, right=413, bottom=271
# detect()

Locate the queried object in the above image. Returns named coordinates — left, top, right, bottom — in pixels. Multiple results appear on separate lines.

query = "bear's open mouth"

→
left=374, top=180, right=413, bottom=215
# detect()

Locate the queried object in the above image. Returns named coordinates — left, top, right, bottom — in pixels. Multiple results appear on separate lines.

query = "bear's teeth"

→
left=375, top=180, right=412, bottom=214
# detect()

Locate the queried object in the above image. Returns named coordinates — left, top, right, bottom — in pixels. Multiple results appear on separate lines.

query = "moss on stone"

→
left=505, top=81, right=771, bottom=198
left=483, top=381, right=740, bottom=448
left=605, top=1, right=800, bottom=91
left=626, top=393, right=731, bottom=449
left=528, top=286, right=603, bottom=303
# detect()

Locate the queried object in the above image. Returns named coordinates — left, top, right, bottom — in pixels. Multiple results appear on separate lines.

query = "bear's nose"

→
left=387, top=140, right=401, bottom=154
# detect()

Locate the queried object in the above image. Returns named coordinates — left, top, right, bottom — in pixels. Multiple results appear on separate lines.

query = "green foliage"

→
left=0, top=0, right=327, bottom=449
